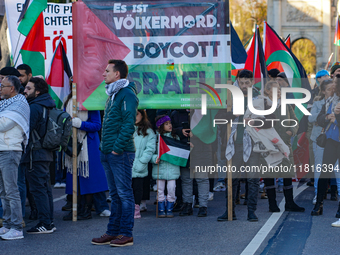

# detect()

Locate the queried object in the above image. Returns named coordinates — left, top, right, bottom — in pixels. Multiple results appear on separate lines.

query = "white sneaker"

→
left=313, top=195, right=317, bottom=205
left=0, top=226, right=10, bottom=236
left=59, top=183, right=66, bottom=188
left=99, top=209, right=111, bottom=217
left=54, top=183, right=61, bottom=188
left=332, top=219, right=340, bottom=227
left=213, top=182, right=226, bottom=192
left=208, top=192, right=214, bottom=201
left=1, top=228, right=24, bottom=240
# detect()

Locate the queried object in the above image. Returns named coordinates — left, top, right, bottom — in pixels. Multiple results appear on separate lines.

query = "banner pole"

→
left=156, top=163, right=159, bottom=218
left=227, top=85, right=233, bottom=221
left=227, top=7, right=233, bottom=221
left=72, top=82, right=78, bottom=222
left=71, top=0, right=78, bottom=222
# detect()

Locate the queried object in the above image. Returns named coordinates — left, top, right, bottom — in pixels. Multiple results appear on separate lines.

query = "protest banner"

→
left=4, top=0, right=73, bottom=74
left=73, top=0, right=230, bottom=110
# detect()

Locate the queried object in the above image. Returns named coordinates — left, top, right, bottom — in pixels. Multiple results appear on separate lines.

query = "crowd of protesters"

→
left=1, top=59, right=340, bottom=245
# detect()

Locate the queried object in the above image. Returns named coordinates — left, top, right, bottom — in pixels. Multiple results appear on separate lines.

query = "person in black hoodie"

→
left=21, top=77, right=56, bottom=234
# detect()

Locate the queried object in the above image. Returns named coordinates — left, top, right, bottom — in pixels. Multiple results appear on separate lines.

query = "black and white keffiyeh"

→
left=0, top=94, right=30, bottom=146
left=105, top=79, right=129, bottom=101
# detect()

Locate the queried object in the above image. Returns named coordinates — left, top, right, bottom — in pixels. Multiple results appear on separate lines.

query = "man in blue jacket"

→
left=92, top=60, right=138, bottom=247
left=21, top=77, right=56, bottom=234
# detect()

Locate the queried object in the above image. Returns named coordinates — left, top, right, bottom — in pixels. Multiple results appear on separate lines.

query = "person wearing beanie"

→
left=331, top=62, right=340, bottom=76
left=312, top=70, right=330, bottom=100
left=0, top=67, right=23, bottom=94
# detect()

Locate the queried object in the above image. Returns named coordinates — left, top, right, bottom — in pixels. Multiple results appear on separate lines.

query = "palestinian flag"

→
left=18, top=0, right=47, bottom=36
left=230, top=23, right=247, bottom=81
left=267, top=35, right=291, bottom=72
left=244, top=26, right=268, bottom=94
left=190, top=109, right=218, bottom=144
left=158, top=135, right=190, bottom=167
left=335, top=16, right=340, bottom=46
left=19, top=13, right=45, bottom=77
left=263, top=21, right=312, bottom=120
left=46, top=39, right=72, bottom=109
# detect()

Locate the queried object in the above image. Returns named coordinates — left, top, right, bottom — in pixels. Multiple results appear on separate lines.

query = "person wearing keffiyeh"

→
left=0, top=76, right=29, bottom=240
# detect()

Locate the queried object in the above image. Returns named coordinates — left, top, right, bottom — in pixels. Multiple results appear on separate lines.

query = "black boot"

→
left=335, top=202, right=340, bottom=218
left=284, top=188, right=305, bottom=212
left=331, top=185, right=337, bottom=201
left=311, top=202, right=323, bottom=216
left=173, top=200, right=184, bottom=212
left=217, top=210, right=237, bottom=221
left=78, top=204, right=92, bottom=220
left=62, top=195, right=72, bottom=211
left=179, top=203, right=193, bottom=216
left=267, top=188, right=280, bottom=212
left=247, top=210, right=258, bottom=222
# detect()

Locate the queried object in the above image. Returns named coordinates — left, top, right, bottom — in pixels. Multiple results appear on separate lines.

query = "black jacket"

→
left=21, top=93, right=56, bottom=163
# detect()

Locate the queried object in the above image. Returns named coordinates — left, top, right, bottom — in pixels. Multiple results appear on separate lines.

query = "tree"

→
left=230, top=0, right=267, bottom=46
left=291, top=39, right=316, bottom=74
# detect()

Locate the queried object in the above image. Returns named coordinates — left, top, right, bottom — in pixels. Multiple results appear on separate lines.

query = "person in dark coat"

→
left=21, top=77, right=56, bottom=234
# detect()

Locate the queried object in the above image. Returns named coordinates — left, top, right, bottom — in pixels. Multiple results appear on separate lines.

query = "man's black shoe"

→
left=173, top=201, right=184, bottom=212
left=217, top=211, right=237, bottom=221
left=197, top=207, right=207, bottom=217
left=27, top=222, right=54, bottom=234
left=247, top=211, right=258, bottom=222
left=179, top=203, right=193, bottom=216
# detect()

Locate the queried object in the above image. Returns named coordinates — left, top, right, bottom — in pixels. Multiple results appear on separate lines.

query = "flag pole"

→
left=156, top=134, right=160, bottom=218
left=12, top=34, right=22, bottom=67
left=72, top=0, right=78, bottom=222
left=227, top=19, right=233, bottom=221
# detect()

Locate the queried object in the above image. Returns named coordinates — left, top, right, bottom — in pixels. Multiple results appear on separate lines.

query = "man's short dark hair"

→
left=6, top=76, right=21, bottom=93
left=108, top=59, right=128, bottom=79
left=29, top=77, right=49, bottom=95
left=17, top=64, right=32, bottom=75
left=268, top=68, right=280, bottom=78
left=0, top=67, right=21, bottom=77
left=238, top=69, right=253, bottom=79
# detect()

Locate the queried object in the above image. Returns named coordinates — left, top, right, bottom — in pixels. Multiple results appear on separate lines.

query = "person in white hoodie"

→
left=0, top=76, right=30, bottom=240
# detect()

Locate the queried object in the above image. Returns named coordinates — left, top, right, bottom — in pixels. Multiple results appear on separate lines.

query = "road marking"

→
left=53, top=194, right=67, bottom=203
left=240, top=183, right=309, bottom=255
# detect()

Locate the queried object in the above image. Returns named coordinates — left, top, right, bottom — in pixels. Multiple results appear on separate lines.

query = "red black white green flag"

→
left=244, top=26, right=268, bottom=94
left=266, top=35, right=291, bottom=73
left=46, top=38, right=72, bottom=109
left=263, top=21, right=311, bottom=120
left=19, top=12, right=46, bottom=77
left=335, top=16, right=340, bottom=46
left=158, top=135, right=190, bottom=167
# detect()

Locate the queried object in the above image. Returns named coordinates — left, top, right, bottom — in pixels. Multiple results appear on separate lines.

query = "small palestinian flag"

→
left=46, top=38, right=72, bottom=109
left=158, top=135, right=190, bottom=167
left=335, top=16, right=340, bottom=46
left=244, top=25, right=268, bottom=94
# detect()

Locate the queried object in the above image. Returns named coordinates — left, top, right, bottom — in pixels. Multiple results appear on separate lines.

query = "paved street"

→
left=2, top=182, right=338, bottom=255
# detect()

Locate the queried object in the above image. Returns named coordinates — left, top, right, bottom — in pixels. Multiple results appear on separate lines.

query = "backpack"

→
left=32, top=107, right=72, bottom=151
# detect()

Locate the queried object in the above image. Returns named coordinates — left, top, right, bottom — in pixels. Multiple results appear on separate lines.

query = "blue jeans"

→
left=0, top=198, right=3, bottom=218
left=0, top=151, right=23, bottom=231
left=93, top=191, right=109, bottom=214
left=100, top=152, right=135, bottom=237
left=17, top=164, right=26, bottom=217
